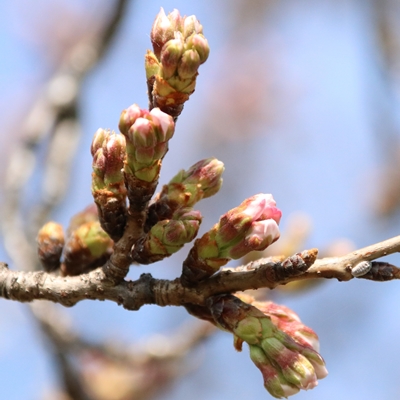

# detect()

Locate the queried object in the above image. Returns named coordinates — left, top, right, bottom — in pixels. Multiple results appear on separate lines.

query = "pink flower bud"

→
left=119, top=104, right=149, bottom=136
left=150, top=8, right=176, bottom=58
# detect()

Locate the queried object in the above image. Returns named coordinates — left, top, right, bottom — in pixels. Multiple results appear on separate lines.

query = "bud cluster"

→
left=37, top=206, right=114, bottom=276
left=182, top=194, right=282, bottom=285
left=146, top=158, right=224, bottom=229
left=208, top=295, right=328, bottom=398
left=146, top=8, right=210, bottom=119
left=91, top=129, right=127, bottom=241
left=34, top=10, right=330, bottom=399
left=131, top=208, right=202, bottom=264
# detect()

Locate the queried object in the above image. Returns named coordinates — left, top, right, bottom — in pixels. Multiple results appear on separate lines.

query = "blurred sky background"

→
left=2, top=0, right=400, bottom=399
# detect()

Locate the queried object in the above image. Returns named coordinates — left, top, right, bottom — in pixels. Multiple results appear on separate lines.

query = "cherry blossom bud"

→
left=182, top=194, right=281, bottom=284
left=207, top=295, right=327, bottom=398
left=186, top=34, right=210, bottom=64
left=167, top=158, right=224, bottom=205
left=177, top=49, right=201, bottom=80
left=91, top=130, right=126, bottom=193
left=160, top=33, right=184, bottom=80
left=150, top=8, right=177, bottom=58
left=147, top=9, right=209, bottom=120
left=132, top=208, right=202, bottom=264
left=123, top=107, right=175, bottom=183
left=118, top=104, right=150, bottom=136
left=182, top=15, right=203, bottom=38
left=62, top=221, right=113, bottom=276
left=91, top=130, right=127, bottom=241
left=37, top=222, right=65, bottom=272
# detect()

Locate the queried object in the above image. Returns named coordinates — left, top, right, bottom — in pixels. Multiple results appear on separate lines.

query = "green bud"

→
left=177, top=49, right=201, bottom=80
left=62, top=221, right=113, bottom=276
left=168, top=158, right=224, bottom=204
left=182, top=15, right=203, bottom=38
left=207, top=295, right=327, bottom=397
left=150, top=8, right=176, bottom=58
left=132, top=208, right=202, bottom=264
left=186, top=34, right=210, bottom=64
left=119, top=104, right=149, bottom=136
left=146, top=9, right=210, bottom=120
left=91, top=131, right=126, bottom=198
left=123, top=107, right=175, bottom=183
left=160, top=33, right=184, bottom=80
left=91, top=128, right=108, bottom=157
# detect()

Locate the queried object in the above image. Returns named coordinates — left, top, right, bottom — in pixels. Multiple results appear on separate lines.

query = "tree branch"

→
left=2, top=235, right=400, bottom=310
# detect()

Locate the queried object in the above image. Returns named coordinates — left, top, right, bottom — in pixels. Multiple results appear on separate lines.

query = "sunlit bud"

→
left=249, top=345, right=299, bottom=399
left=91, top=128, right=108, bottom=157
left=145, top=50, right=161, bottom=80
left=160, top=32, right=184, bottom=80
left=37, top=222, right=65, bottom=272
left=168, top=158, right=224, bottom=205
left=119, top=104, right=150, bottom=136
left=207, top=295, right=327, bottom=398
left=182, top=15, right=203, bottom=38
left=182, top=194, right=281, bottom=284
left=124, top=107, right=175, bottom=183
left=150, top=8, right=178, bottom=58
left=147, top=9, right=209, bottom=120
left=131, top=208, right=202, bottom=264
left=186, top=34, right=210, bottom=64
left=91, top=130, right=127, bottom=241
left=177, top=49, right=201, bottom=80
left=91, top=131, right=126, bottom=197
left=62, top=221, right=113, bottom=276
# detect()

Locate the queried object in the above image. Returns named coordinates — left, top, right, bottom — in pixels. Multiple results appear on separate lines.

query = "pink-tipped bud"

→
left=207, top=295, right=327, bottom=398
left=182, top=15, right=203, bottom=38
left=150, top=8, right=180, bottom=58
left=123, top=107, right=175, bottom=183
left=177, top=49, right=201, bottom=80
left=119, top=104, right=150, bottom=136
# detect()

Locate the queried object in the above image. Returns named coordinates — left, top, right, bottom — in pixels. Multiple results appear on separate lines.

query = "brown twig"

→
left=2, top=235, right=400, bottom=310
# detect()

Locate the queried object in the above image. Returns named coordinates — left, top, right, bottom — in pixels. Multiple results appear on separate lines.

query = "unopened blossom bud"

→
left=150, top=8, right=181, bottom=58
left=146, top=158, right=224, bottom=229
left=118, top=104, right=150, bottom=136
left=91, top=130, right=127, bottom=241
left=185, top=34, right=209, bottom=64
left=182, top=15, right=203, bottom=38
left=91, top=130, right=126, bottom=193
left=91, top=128, right=108, bottom=157
left=253, top=300, right=321, bottom=351
left=62, top=221, right=113, bottom=276
left=37, top=222, right=65, bottom=272
left=171, top=157, right=224, bottom=200
left=249, top=345, right=299, bottom=398
left=123, top=107, right=175, bottom=183
left=147, top=9, right=210, bottom=120
left=177, top=49, right=201, bottom=80
left=207, top=295, right=327, bottom=399
left=132, top=208, right=202, bottom=264
left=160, top=33, right=184, bottom=80
left=182, top=194, right=281, bottom=285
